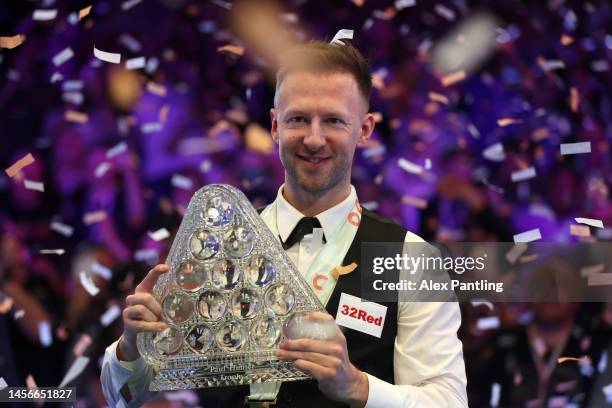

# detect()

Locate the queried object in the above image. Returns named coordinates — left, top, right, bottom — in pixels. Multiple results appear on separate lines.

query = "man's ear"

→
left=270, top=108, right=279, bottom=145
left=357, top=112, right=375, bottom=147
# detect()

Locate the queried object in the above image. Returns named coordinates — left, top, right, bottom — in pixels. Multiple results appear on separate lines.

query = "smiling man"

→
left=101, top=41, right=468, bottom=408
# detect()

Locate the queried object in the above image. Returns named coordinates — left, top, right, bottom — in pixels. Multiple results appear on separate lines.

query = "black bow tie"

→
left=280, top=217, right=327, bottom=250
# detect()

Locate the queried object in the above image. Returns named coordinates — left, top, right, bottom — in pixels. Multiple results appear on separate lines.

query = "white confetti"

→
left=24, top=179, right=44, bottom=192
left=91, top=262, right=112, bottom=280
left=106, top=141, right=127, bottom=159
left=14, top=309, right=25, bottom=319
left=591, top=60, right=609, bottom=72
left=397, top=158, right=423, bottom=175
left=62, top=80, right=83, bottom=91
left=100, top=304, right=121, bottom=327
left=490, top=382, right=501, bottom=407
left=94, top=162, right=112, bottom=178
left=118, top=33, right=141, bottom=53
left=588, top=273, right=612, bottom=286
left=93, top=46, right=121, bottom=64
left=33, top=9, right=58, bottom=21
left=540, top=59, right=565, bottom=71
left=424, top=158, right=432, bottom=169
left=505, top=243, right=528, bottom=264
left=434, top=4, right=456, bottom=21
left=50, top=72, right=63, bottom=83
left=580, top=264, right=605, bottom=277
left=38, top=321, right=52, bottom=347
left=0, top=377, right=7, bottom=390
left=511, top=166, right=536, bottom=182
left=62, top=92, right=84, bottom=105
left=199, top=160, right=212, bottom=173
left=477, top=316, right=500, bottom=330
left=79, top=271, right=100, bottom=296
left=171, top=174, right=193, bottom=190
left=59, top=356, right=89, bottom=388
left=361, top=201, right=379, bottom=210
left=471, top=299, right=494, bottom=311
left=50, top=221, right=74, bottom=237
left=39, top=249, right=65, bottom=255
left=148, top=228, right=170, bottom=242
left=513, top=228, right=542, bottom=243
left=362, top=145, right=386, bottom=158
left=560, top=142, right=591, bottom=155
left=330, top=29, right=354, bottom=46
left=395, top=0, right=416, bottom=10
left=141, top=122, right=162, bottom=133
left=145, top=57, right=159, bottom=74
left=134, top=248, right=159, bottom=264
left=121, top=0, right=144, bottom=11
left=125, top=56, right=146, bottom=70
left=52, top=47, right=74, bottom=67
left=483, top=143, right=505, bottom=161
left=574, top=217, right=604, bottom=228
left=598, top=350, right=608, bottom=373
left=604, top=383, right=612, bottom=404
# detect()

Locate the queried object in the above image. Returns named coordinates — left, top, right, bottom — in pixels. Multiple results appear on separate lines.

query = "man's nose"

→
left=303, top=119, right=326, bottom=151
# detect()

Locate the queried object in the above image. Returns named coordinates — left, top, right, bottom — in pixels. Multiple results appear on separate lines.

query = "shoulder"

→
left=361, top=208, right=424, bottom=242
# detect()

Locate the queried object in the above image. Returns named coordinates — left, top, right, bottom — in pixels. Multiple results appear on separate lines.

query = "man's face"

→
left=270, top=71, right=373, bottom=195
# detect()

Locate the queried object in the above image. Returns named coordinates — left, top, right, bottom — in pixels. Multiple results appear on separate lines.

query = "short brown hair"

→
left=274, top=41, right=372, bottom=109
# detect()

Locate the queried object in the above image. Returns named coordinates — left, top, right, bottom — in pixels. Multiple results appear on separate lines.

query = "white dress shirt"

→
left=101, top=185, right=468, bottom=407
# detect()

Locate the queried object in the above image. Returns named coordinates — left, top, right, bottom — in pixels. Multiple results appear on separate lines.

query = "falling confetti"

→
left=106, top=141, right=128, bottom=159
left=39, top=249, right=65, bottom=255
left=93, top=46, right=121, bottom=64
left=397, top=158, right=424, bottom=175
left=476, top=316, right=500, bottom=330
left=569, top=224, right=590, bottom=237
left=121, top=0, right=144, bottom=11
left=580, top=264, right=605, bottom=278
left=513, top=228, right=542, bottom=243
left=441, top=70, right=466, bottom=87
left=330, top=29, right=354, bottom=46
left=0, top=34, right=26, bottom=49
left=50, top=221, right=74, bottom=237
left=23, top=180, right=44, bottom=192
left=330, top=263, right=358, bottom=280
left=402, top=195, right=428, bottom=209
left=38, top=321, right=52, bottom=347
left=79, top=271, right=100, bottom=296
left=588, top=272, right=612, bottom=286
left=428, top=92, right=449, bottom=104
left=505, top=243, right=528, bottom=264
left=32, top=9, right=58, bottom=21
left=83, top=210, right=107, bottom=225
left=64, top=110, right=89, bottom=124
left=146, top=82, right=167, bottom=96
left=497, top=118, right=523, bottom=127
left=78, top=5, right=92, bottom=20
left=125, top=56, right=146, bottom=70
left=148, top=227, right=170, bottom=241
left=575, top=217, right=604, bottom=228
left=5, top=153, right=34, bottom=177
left=52, top=47, right=75, bottom=67
left=59, top=356, right=90, bottom=387
left=217, top=45, right=245, bottom=56
left=560, top=142, right=591, bottom=155
left=511, top=167, right=536, bottom=182
left=100, top=304, right=121, bottom=327
left=73, top=334, right=92, bottom=357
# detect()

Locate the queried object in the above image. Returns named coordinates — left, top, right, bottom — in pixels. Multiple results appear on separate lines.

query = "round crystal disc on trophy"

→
left=153, top=327, right=183, bottom=355
left=185, top=324, right=214, bottom=353
left=251, top=316, right=281, bottom=348
left=162, top=292, right=194, bottom=325
left=216, top=321, right=247, bottom=351
left=196, top=290, right=227, bottom=321
left=189, top=229, right=220, bottom=260
left=211, top=259, right=241, bottom=290
left=230, top=288, right=261, bottom=320
left=283, top=311, right=339, bottom=340
left=245, top=255, right=276, bottom=287
left=175, top=259, right=208, bottom=292
left=202, top=195, right=234, bottom=228
left=223, top=226, right=254, bottom=258
left=264, top=284, right=295, bottom=316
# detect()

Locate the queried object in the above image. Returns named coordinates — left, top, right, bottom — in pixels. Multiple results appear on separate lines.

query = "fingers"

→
left=135, top=264, right=169, bottom=294
left=292, top=359, right=335, bottom=382
left=125, top=304, right=159, bottom=323
left=123, top=318, right=167, bottom=334
left=277, top=349, right=341, bottom=369
left=280, top=338, right=345, bottom=356
left=126, top=293, right=163, bottom=319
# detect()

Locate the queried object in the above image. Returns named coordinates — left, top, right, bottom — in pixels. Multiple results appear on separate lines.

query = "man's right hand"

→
left=117, top=264, right=169, bottom=361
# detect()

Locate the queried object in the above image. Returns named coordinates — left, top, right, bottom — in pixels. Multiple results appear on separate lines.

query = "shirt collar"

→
left=275, top=184, right=357, bottom=243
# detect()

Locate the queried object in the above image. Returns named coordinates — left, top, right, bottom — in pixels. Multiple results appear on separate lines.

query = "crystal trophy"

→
left=137, top=184, right=326, bottom=391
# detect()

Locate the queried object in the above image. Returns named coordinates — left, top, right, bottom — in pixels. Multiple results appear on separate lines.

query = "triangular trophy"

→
left=137, top=184, right=326, bottom=391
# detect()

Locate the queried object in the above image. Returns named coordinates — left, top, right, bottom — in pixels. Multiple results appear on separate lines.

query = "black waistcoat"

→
left=197, top=208, right=407, bottom=407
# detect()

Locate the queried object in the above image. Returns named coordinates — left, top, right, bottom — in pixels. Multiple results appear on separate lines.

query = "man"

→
left=101, top=41, right=468, bottom=407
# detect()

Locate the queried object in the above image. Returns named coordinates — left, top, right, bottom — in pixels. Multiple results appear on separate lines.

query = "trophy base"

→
left=149, top=361, right=311, bottom=391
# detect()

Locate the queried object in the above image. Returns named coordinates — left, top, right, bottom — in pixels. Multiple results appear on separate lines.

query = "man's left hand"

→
left=276, top=313, right=369, bottom=408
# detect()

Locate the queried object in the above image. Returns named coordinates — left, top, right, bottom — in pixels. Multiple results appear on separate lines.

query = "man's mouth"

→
left=297, top=154, right=330, bottom=164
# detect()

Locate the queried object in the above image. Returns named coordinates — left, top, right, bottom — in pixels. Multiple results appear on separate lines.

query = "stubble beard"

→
left=281, top=149, right=352, bottom=196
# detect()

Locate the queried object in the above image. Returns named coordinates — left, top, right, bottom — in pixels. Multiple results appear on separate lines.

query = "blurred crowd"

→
left=0, top=0, right=611, bottom=406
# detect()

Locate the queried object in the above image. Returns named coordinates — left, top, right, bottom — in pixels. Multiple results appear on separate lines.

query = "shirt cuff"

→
left=105, top=340, right=148, bottom=390
left=364, top=373, right=410, bottom=408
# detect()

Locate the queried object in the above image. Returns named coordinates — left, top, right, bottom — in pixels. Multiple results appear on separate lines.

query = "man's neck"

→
left=282, top=182, right=351, bottom=216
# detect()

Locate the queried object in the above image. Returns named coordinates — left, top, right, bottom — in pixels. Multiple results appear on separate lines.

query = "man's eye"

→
left=327, top=118, right=345, bottom=125
left=287, top=117, right=306, bottom=124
